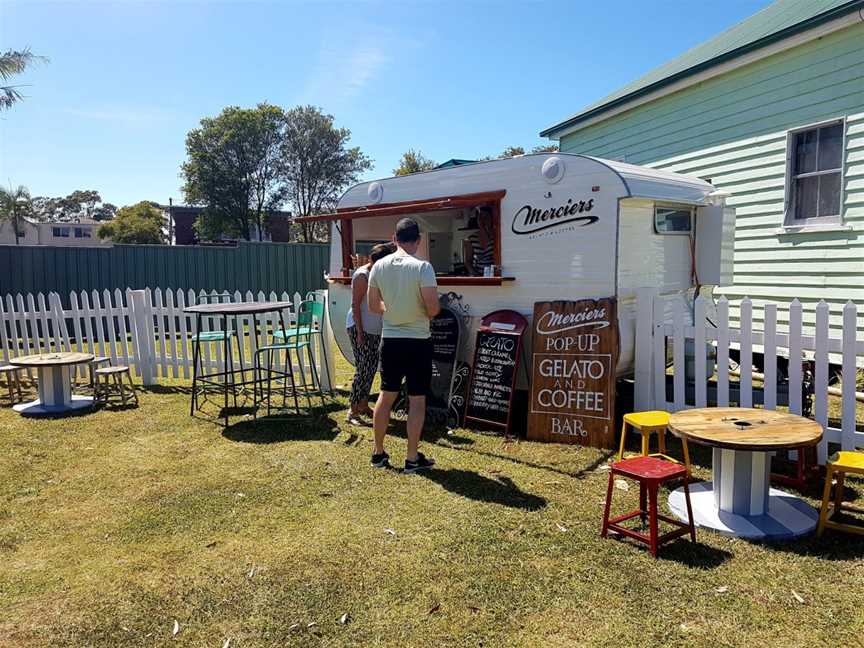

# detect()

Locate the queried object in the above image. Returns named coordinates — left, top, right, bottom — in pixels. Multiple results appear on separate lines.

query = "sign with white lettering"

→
left=527, top=298, right=618, bottom=448
left=464, top=310, right=527, bottom=433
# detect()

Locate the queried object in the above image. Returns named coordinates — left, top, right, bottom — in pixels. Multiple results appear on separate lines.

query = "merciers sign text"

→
left=527, top=298, right=619, bottom=448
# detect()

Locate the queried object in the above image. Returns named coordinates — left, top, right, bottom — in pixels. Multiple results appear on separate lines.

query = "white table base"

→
left=13, top=366, right=94, bottom=416
left=668, top=447, right=817, bottom=540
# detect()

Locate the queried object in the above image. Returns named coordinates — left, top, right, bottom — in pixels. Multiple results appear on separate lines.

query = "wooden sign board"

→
left=527, top=298, right=619, bottom=448
left=464, top=310, right=527, bottom=432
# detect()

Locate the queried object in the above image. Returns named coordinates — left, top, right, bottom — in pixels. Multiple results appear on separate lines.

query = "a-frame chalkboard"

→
left=464, top=310, right=527, bottom=434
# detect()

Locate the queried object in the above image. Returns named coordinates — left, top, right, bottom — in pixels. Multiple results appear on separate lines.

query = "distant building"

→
left=167, top=206, right=293, bottom=245
left=0, top=218, right=110, bottom=247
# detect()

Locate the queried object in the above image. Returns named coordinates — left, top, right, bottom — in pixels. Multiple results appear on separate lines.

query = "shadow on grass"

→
left=417, top=467, right=547, bottom=511
left=141, top=384, right=193, bottom=395
left=657, top=538, right=733, bottom=568
left=384, top=419, right=476, bottom=447
left=222, top=414, right=340, bottom=444
left=765, top=516, right=864, bottom=560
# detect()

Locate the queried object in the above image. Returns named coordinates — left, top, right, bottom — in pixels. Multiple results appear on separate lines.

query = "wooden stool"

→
left=0, top=365, right=24, bottom=405
left=88, top=356, right=111, bottom=389
left=618, top=411, right=691, bottom=476
left=601, top=455, right=696, bottom=557
left=94, top=365, right=138, bottom=407
left=817, top=451, right=864, bottom=537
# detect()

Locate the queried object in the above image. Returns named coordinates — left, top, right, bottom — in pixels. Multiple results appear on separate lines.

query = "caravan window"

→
left=654, top=206, right=692, bottom=234
left=785, top=120, right=844, bottom=225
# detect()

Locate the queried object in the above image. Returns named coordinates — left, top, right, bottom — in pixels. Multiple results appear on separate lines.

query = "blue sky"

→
left=1, top=0, right=770, bottom=208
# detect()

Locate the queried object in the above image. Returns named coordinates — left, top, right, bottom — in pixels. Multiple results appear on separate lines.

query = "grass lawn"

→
left=1, top=360, right=863, bottom=648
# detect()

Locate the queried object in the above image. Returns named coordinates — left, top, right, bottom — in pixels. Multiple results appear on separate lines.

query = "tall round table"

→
left=10, top=352, right=96, bottom=416
left=666, top=407, right=822, bottom=540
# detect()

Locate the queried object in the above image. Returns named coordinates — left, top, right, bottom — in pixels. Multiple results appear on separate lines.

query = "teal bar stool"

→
left=254, top=308, right=325, bottom=415
left=189, top=292, right=244, bottom=415
left=271, top=299, right=331, bottom=392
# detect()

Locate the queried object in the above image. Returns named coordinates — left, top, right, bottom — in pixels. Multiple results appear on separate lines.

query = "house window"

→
left=74, top=227, right=91, bottom=238
left=786, top=120, right=844, bottom=224
left=654, top=206, right=693, bottom=234
left=52, top=227, right=70, bottom=238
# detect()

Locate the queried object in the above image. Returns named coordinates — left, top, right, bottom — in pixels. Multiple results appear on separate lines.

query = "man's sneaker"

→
left=403, top=453, right=435, bottom=474
left=371, top=451, right=390, bottom=468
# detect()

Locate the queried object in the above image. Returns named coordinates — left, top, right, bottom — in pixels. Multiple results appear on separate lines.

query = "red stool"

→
left=601, top=455, right=696, bottom=557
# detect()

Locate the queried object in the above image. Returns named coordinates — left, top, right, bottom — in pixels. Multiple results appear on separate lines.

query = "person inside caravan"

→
left=346, top=242, right=395, bottom=426
left=462, top=205, right=495, bottom=276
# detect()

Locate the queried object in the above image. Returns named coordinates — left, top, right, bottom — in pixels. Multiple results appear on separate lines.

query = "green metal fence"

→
left=0, top=241, right=330, bottom=302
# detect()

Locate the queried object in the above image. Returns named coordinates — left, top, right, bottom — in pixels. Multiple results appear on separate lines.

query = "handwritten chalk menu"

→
left=428, top=307, right=461, bottom=416
left=527, top=298, right=619, bottom=448
left=465, top=310, right=527, bottom=431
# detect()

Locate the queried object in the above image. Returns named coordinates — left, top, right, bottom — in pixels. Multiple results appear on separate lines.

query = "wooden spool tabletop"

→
left=668, top=407, right=822, bottom=451
left=10, top=352, right=95, bottom=367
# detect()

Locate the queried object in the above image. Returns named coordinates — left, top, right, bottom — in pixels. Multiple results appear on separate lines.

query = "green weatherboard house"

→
left=542, top=0, right=864, bottom=348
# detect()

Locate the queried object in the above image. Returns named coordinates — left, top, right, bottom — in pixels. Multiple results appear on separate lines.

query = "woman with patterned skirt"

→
left=346, top=242, right=395, bottom=425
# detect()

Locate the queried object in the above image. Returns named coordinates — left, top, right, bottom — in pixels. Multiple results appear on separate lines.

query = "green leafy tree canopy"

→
left=31, top=189, right=117, bottom=222
left=281, top=105, right=372, bottom=242
left=393, top=149, right=437, bottom=176
left=97, top=201, right=165, bottom=244
left=182, top=103, right=288, bottom=242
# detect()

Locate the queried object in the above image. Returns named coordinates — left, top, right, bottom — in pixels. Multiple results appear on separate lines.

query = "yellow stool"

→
left=817, top=451, right=864, bottom=537
left=618, top=411, right=691, bottom=476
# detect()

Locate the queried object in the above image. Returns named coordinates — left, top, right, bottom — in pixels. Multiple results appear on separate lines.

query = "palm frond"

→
left=0, top=48, right=48, bottom=81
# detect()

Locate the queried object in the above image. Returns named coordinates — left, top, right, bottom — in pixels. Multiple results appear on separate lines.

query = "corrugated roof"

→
left=540, top=0, right=864, bottom=137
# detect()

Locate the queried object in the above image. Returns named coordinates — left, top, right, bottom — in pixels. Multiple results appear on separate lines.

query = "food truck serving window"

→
left=299, top=190, right=511, bottom=285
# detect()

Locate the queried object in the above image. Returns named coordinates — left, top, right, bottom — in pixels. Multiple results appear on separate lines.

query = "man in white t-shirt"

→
left=367, top=217, right=440, bottom=473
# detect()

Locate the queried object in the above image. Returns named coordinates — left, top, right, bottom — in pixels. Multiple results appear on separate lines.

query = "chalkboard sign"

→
left=527, top=298, right=619, bottom=448
left=464, top=310, right=527, bottom=432
left=427, top=307, right=461, bottom=420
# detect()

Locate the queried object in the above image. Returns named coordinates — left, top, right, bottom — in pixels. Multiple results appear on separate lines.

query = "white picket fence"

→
left=0, top=288, right=333, bottom=389
left=635, top=289, right=863, bottom=464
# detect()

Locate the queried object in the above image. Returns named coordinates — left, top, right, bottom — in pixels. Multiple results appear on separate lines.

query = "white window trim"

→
left=653, top=204, right=694, bottom=236
left=782, top=117, right=846, bottom=230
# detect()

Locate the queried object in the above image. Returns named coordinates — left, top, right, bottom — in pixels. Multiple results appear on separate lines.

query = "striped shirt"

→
left=467, top=234, right=494, bottom=274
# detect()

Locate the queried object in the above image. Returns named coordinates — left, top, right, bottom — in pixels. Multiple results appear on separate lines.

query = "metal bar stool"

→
left=272, top=297, right=331, bottom=394
left=255, top=308, right=325, bottom=416
left=189, top=292, right=245, bottom=415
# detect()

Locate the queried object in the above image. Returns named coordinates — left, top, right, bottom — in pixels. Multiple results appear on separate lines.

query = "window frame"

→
left=74, top=227, right=92, bottom=239
left=52, top=227, right=70, bottom=238
left=653, top=204, right=694, bottom=236
left=784, top=117, right=846, bottom=227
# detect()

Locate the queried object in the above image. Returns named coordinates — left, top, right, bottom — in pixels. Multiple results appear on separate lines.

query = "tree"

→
left=97, top=201, right=165, bottom=244
left=281, top=105, right=372, bottom=242
left=1, top=48, right=47, bottom=110
left=393, top=149, right=437, bottom=176
left=500, top=146, right=525, bottom=158
left=0, top=185, right=33, bottom=244
left=531, top=144, right=559, bottom=154
left=182, top=103, right=287, bottom=241
left=30, top=190, right=117, bottom=222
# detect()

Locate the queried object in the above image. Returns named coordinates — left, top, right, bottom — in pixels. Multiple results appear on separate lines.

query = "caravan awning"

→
left=294, top=190, right=507, bottom=223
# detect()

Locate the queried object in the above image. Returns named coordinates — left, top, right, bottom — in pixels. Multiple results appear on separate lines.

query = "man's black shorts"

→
left=380, top=337, right=432, bottom=396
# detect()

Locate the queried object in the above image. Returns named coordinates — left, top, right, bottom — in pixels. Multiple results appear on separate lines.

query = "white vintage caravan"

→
left=300, top=154, right=734, bottom=377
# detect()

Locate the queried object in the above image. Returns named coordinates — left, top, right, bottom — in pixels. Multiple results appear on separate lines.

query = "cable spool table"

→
left=666, top=407, right=823, bottom=541
left=10, top=352, right=96, bottom=416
